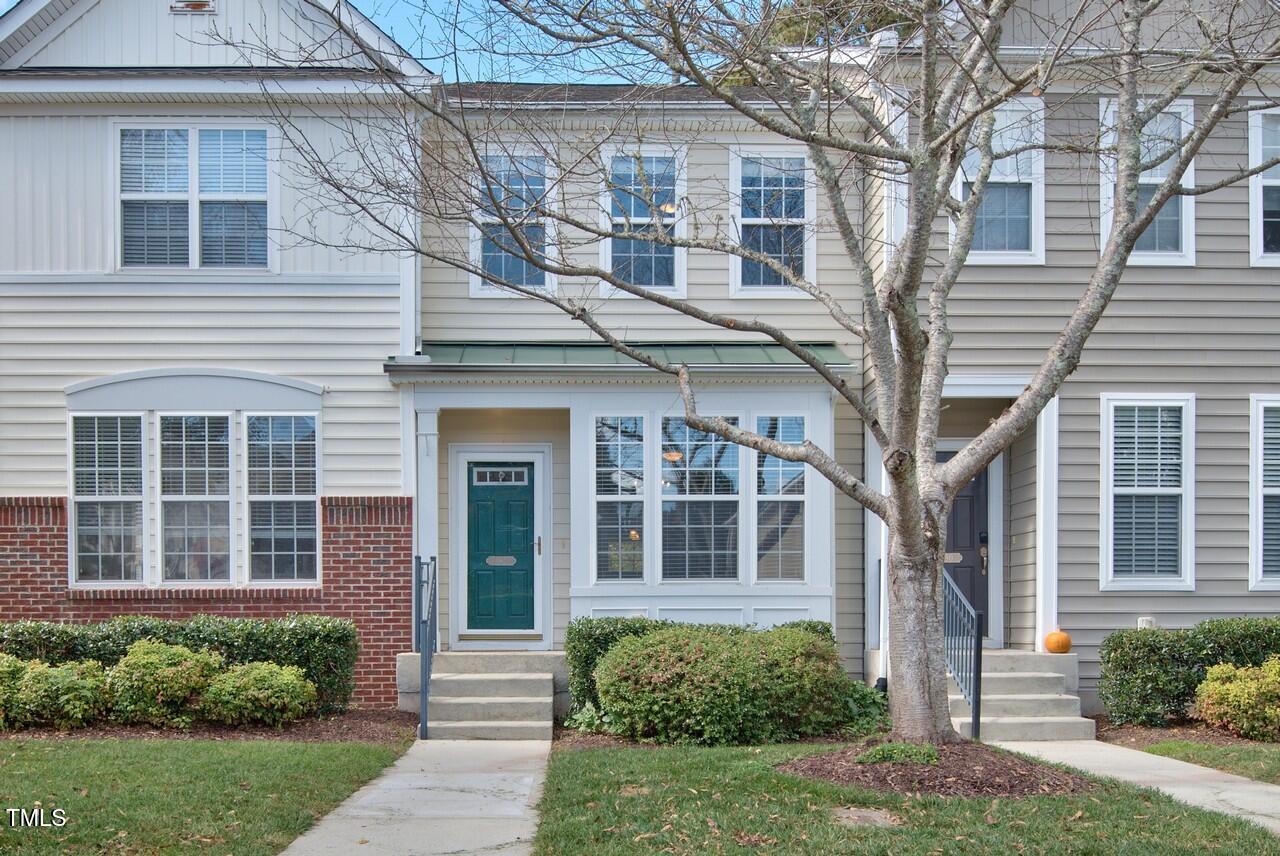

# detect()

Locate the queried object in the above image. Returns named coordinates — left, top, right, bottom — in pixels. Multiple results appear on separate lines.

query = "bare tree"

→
left=232, top=0, right=1280, bottom=743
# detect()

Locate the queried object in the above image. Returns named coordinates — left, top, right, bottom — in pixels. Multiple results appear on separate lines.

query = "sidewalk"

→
left=282, top=740, right=550, bottom=856
left=999, top=739, right=1280, bottom=835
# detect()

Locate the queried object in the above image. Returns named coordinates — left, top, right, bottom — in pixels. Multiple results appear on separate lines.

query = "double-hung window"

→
left=732, top=149, right=814, bottom=294
left=473, top=154, right=552, bottom=295
left=957, top=99, right=1044, bottom=264
left=1248, top=108, right=1280, bottom=266
left=1100, top=100, right=1195, bottom=266
left=247, top=415, right=319, bottom=581
left=593, top=416, right=645, bottom=581
left=660, top=417, right=741, bottom=580
left=1100, top=395, right=1195, bottom=590
left=160, top=415, right=232, bottom=581
left=118, top=126, right=268, bottom=268
left=755, top=416, right=805, bottom=581
left=1249, top=396, right=1280, bottom=589
left=603, top=151, right=683, bottom=294
left=72, top=416, right=145, bottom=583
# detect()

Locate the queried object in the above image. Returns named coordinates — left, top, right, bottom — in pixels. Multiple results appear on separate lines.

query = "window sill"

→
left=964, top=251, right=1045, bottom=266
left=1250, top=253, right=1280, bottom=268
left=66, top=585, right=322, bottom=601
left=1099, top=577, right=1195, bottom=592
left=1248, top=576, right=1280, bottom=592
left=1123, top=253, right=1196, bottom=268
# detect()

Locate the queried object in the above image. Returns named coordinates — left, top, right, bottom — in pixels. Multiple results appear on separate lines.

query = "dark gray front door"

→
left=937, top=451, right=988, bottom=615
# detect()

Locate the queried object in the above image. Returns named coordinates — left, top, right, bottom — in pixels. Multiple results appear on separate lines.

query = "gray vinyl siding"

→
left=1007, top=428, right=1038, bottom=650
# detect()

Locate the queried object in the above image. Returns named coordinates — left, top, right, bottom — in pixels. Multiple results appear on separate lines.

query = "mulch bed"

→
left=1093, top=715, right=1262, bottom=750
left=778, top=740, right=1095, bottom=798
left=1, top=708, right=418, bottom=745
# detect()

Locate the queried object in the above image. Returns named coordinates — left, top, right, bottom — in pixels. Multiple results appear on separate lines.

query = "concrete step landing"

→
left=949, top=651, right=1094, bottom=742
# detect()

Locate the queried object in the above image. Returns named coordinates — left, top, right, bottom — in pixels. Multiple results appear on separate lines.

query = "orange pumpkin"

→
left=1045, top=630, right=1072, bottom=654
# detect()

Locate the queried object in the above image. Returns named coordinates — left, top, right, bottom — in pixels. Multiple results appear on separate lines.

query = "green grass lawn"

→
left=534, top=742, right=1280, bottom=855
left=0, top=738, right=404, bottom=855
left=1146, top=739, right=1280, bottom=785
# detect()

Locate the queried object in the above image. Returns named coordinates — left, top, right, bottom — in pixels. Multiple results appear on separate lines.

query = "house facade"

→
left=3, top=0, right=1280, bottom=716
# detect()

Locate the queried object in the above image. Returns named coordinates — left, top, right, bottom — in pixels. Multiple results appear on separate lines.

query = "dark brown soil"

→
left=777, top=740, right=1095, bottom=798
left=2, top=708, right=418, bottom=745
left=1093, top=715, right=1266, bottom=750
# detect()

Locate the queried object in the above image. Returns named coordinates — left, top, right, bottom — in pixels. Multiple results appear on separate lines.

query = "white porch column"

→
left=415, top=408, right=441, bottom=653
left=1034, top=396, right=1060, bottom=651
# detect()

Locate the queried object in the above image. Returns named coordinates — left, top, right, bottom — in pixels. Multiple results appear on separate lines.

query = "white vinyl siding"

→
left=755, top=416, right=805, bottom=581
left=246, top=415, right=319, bottom=582
left=1100, top=395, right=1195, bottom=590
left=159, top=415, right=232, bottom=581
left=71, top=415, right=145, bottom=583
left=118, top=125, right=268, bottom=270
left=956, top=97, right=1045, bottom=264
left=1248, top=108, right=1280, bottom=267
left=592, top=416, right=645, bottom=581
left=1249, top=396, right=1280, bottom=590
left=1099, top=99, right=1196, bottom=266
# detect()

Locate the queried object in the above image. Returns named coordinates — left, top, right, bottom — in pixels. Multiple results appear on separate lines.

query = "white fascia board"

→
left=0, top=74, right=434, bottom=98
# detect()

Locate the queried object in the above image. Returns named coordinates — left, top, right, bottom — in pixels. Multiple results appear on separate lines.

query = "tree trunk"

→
left=886, top=545, right=961, bottom=744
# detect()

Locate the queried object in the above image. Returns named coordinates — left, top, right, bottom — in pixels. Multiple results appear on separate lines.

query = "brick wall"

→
left=0, top=495, right=413, bottom=706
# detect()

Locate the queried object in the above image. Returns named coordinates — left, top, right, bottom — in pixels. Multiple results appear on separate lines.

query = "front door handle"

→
left=978, top=545, right=989, bottom=576
left=535, top=536, right=542, bottom=556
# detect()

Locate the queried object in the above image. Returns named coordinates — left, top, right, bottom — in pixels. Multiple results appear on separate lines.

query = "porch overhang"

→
left=384, top=341, right=853, bottom=383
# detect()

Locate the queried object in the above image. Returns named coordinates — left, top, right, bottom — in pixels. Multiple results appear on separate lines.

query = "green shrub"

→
left=775, top=620, right=836, bottom=645
left=201, top=662, right=318, bottom=727
left=562, top=702, right=619, bottom=735
left=0, top=614, right=358, bottom=712
left=1099, top=618, right=1280, bottom=726
left=0, top=653, right=27, bottom=730
left=14, top=660, right=108, bottom=729
left=107, top=640, right=223, bottom=728
left=1193, top=657, right=1280, bottom=741
left=842, top=679, right=889, bottom=735
left=593, top=625, right=869, bottom=745
left=856, top=742, right=939, bottom=765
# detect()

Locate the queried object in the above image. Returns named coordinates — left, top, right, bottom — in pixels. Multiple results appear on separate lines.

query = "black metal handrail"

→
left=413, top=555, right=438, bottom=740
left=943, top=571, right=984, bottom=740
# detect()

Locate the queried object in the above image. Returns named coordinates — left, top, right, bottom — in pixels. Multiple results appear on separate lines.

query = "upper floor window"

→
left=731, top=148, right=815, bottom=295
left=603, top=151, right=684, bottom=295
left=472, top=153, right=553, bottom=296
left=1100, top=100, right=1195, bottom=266
left=118, top=126, right=268, bottom=268
left=1249, top=108, right=1280, bottom=267
left=957, top=99, right=1045, bottom=264
left=1100, top=394, right=1195, bottom=591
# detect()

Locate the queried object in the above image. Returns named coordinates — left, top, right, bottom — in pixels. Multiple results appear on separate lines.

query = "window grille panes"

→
left=595, top=416, right=644, bottom=580
left=200, top=201, right=267, bottom=266
left=612, top=223, right=675, bottom=288
left=247, top=415, right=318, bottom=581
left=610, top=155, right=676, bottom=219
left=661, top=417, right=739, bottom=580
left=739, top=156, right=806, bottom=287
left=1133, top=184, right=1183, bottom=254
left=122, top=201, right=189, bottom=266
left=756, top=416, right=805, bottom=581
left=120, top=129, right=188, bottom=193
left=1264, top=187, right=1280, bottom=255
left=160, top=415, right=231, bottom=581
left=480, top=224, right=546, bottom=288
left=480, top=155, right=546, bottom=214
left=741, top=224, right=805, bottom=286
left=741, top=157, right=805, bottom=218
left=72, top=415, right=144, bottom=582
left=198, top=129, right=267, bottom=193
left=965, top=182, right=1032, bottom=252
left=1111, top=404, right=1185, bottom=577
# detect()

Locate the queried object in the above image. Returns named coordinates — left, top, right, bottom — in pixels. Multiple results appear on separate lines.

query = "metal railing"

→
left=943, top=571, right=984, bottom=740
left=412, top=555, right=438, bottom=740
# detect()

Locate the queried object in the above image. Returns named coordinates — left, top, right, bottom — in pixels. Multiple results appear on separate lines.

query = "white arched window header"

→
left=66, top=368, right=324, bottom=412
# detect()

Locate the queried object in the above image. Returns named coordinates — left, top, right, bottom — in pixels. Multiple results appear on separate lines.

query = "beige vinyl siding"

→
left=834, top=397, right=864, bottom=675
left=0, top=282, right=404, bottom=496
left=1007, top=427, right=1038, bottom=649
left=435, top=409, right=571, bottom=649
left=0, top=109, right=399, bottom=276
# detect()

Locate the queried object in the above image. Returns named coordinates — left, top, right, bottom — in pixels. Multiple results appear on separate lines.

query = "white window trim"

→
left=728, top=145, right=818, bottom=298
left=66, top=412, right=149, bottom=589
left=1249, top=395, right=1280, bottom=590
left=1099, top=392, right=1196, bottom=592
left=468, top=145, right=559, bottom=298
left=949, top=96, right=1046, bottom=265
left=155, top=411, right=236, bottom=588
left=589, top=413, right=650, bottom=584
left=597, top=144, right=688, bottom=298
left=241, top=411, right=324, bottom=588
left=750, top=413, right=810, bottom=585
left=109, top=119, right=278, bottom=274
left=1248, top=105, right=1280, bottom=268
left=1099, top=99, right=1196, bottom=267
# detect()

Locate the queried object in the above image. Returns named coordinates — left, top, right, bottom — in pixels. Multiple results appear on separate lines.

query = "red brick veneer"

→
left=0, top=496, right=412, bottom=706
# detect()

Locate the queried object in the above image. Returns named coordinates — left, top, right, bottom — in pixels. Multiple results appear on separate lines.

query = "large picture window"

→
left=160, top=415, right=232, bottom=581
left=119, top=126, right=268, bottom=268
left=1100, top=395, right=1195, bottom=590
left=72, top=415, right=145, bottom=582
left=247, top=415, right=319, bottom=581
left=594, top=416, right=645, bottom=581
left=660, top=417, right=740, bottom=580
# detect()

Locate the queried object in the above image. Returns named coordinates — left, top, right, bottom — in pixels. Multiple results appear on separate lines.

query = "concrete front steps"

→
left=950, top=650, right=1095, bottom=741
left=397, top=651, right=566, bottom=740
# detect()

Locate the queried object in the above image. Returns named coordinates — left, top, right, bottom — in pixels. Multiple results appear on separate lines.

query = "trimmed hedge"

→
left=1099, top=617, right=1280, bottom=725
left=108, top=640, right=224, bottom=728
left=14, top=660, right=108, bottom=729
left=564, top=616, right=835, bottom=711
left=1194, top=657, right=1280, bottom=741
left=0, top=614, right=358, bottom=712
left=201, top=662, right=318, bottom=727
left=594, top=625, right=868, bottom=745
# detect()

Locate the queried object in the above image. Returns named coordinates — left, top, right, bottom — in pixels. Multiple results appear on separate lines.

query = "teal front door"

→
left=467, top=462, right=536, bottom=630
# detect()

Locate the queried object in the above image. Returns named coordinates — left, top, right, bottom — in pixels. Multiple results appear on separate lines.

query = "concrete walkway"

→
left=999, top=740, right=1280, bottom=835
left=282, top=740, right=550, bottom=856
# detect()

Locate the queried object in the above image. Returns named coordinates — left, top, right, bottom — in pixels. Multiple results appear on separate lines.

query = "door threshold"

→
left=457, top=632, right=542, bottom=642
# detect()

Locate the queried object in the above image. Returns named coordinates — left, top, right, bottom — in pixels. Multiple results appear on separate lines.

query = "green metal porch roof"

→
left=386, top=342, right=852, bottom=373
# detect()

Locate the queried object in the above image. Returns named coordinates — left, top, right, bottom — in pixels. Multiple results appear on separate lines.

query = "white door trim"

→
left=447, top=443, right=553, bottom=651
